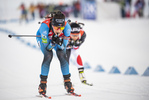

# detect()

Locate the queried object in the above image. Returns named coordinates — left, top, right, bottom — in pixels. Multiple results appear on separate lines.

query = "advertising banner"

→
left=81, top=0, right=96, bottom=20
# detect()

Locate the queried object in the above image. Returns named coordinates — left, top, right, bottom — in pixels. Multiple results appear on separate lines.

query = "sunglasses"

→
left=53, top=26, right=64, bottom=30
left=71, top=33, right=79, bottom=37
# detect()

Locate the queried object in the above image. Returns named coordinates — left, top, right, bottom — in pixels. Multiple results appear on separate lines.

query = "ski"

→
left=83, top=82, right=93, bottom=86
left=36, top=94, right=51, bottom=99
left=66, top=92, right=81, bottom=97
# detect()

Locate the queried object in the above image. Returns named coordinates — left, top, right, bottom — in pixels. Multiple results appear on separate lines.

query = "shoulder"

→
left=64, top=21, right=71, bottom=28
left=80, top=29, right=85, bottom=36
left=42, top=18, right=51, bottom=28
left=63, top=22, right=71, bottom=36
left=39, top=22, right=50, bottom=35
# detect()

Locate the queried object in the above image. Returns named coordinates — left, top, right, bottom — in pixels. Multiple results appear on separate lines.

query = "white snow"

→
left=0, top=17, right=149, bottom=100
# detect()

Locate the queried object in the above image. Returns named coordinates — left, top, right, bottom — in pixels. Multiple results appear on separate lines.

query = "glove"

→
left=52, top=34, right=63, bottom=46
left=67, top=39, right=75, bottom=49
left=46, top=42, right=55, bottom=51
left=57, top=44, right=64, bottom=50
left=67, top=44, right=73, bottom=49
left=74, top=40, right=82, bottom=46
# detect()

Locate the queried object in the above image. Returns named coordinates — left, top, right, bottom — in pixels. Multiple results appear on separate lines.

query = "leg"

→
left=38, top=75, right=47, bottom=95
left=37, top=38, right=53, bottom=76
left=63, top=74, right=74, bottom=93
left=71, top=49, right=83, bottom=69
left=71, top=49, right=86, bottom=83
left=56, top=48, right=74, bottom=93
left=66, top=49, right=71, bottom=64
left=56, top=48, right=69, bottom=75
left=37, top=38, right=53, bottom=94
left=40, top=50, right=53, bottom=76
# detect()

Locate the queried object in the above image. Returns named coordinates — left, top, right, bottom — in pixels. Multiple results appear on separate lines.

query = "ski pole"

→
left=8, top=34, right=41, bottom=38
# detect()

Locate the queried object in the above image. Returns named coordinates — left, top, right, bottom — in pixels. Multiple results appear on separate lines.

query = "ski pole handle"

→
left=8, top=35, right=41, bottom=38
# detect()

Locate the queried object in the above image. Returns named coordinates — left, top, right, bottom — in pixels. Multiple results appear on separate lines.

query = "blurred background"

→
left=0, top=0, right=149, bottom=21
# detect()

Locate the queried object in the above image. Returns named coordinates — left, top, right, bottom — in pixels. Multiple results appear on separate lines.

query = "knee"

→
left=57, top=49, right=65, bottom=59
left=43, top=50, right=53, bottom=60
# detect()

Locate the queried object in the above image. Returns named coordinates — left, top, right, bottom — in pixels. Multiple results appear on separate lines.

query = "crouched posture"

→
left=66, top=22, right=87, bottom=83
left=36, top=11, right=74, bottom=95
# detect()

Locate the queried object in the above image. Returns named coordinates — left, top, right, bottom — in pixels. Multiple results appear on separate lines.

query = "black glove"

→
left=74, top=40, right=82, bottom=46
left=52, top=34, right=63, bottom=46
left=67, top=39, right=75, bottom=48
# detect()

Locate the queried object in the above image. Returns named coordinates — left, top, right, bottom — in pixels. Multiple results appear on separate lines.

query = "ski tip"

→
left=48, top=97, right=52, bottom=99
left=78, top=94, right=81, bottom=97
left=36, top=94, right=51, bottom=99
left=83, top=82, right=93, bottom=86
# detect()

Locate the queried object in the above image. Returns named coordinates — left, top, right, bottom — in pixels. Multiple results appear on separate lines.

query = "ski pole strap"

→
left=63, top=36, right=70, bottom=40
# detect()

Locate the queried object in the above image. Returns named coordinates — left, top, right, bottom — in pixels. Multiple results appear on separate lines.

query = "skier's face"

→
left=53, top=26, right=64, bottom=35
left=70, top=33, right=79, bottom=41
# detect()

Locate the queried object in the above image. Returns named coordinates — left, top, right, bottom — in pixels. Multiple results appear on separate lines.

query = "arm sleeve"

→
left=77, top=31, right=86, bottom=46
left=62, top=22, right=71, bottom=47
left=39, top=23, right=50, bottom=47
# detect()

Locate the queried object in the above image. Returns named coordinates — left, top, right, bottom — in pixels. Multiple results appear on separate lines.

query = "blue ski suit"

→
left=36, top=18, right=71, bottom=76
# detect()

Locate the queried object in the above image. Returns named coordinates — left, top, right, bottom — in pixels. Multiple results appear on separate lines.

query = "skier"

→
left=36, top=11, right=74, bottom=95
left=66, top=22, right=87, bottom=84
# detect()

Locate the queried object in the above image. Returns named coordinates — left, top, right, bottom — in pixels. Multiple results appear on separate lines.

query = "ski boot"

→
left=38, top=75, right=47, bottom=95
left=64, top=74, right=74, bottom=93
left=78, top=68, right=87, bottom=83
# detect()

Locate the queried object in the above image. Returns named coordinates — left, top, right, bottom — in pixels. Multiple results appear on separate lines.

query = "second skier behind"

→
left=66, top=22, right=87, bottom=84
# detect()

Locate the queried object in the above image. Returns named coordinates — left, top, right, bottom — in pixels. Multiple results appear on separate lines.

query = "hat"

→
left=52, top=11, right=65, bottom=26
left=70, top=23, right=80, bottom=33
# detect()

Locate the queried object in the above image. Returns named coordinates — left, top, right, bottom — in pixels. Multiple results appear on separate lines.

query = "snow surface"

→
left=0, top=18, right=149, bottom=100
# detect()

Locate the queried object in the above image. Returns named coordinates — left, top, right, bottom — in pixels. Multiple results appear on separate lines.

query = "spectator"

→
left=125, top=0, right=132, bottom=18
left=62, top=4, right=73, bottom=18
left=119, top=0, right=126, bottom=18
left=29, top=3, right=36, bottom=20
left=18, top=3, right=28, bottom=23
left=45, top=3, right=54, bottom=15
left=37, top=2, right=46, bottom=18
left=73, top=1, right=80, bottom=18
left=133, top=0, right=145, bottom=18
